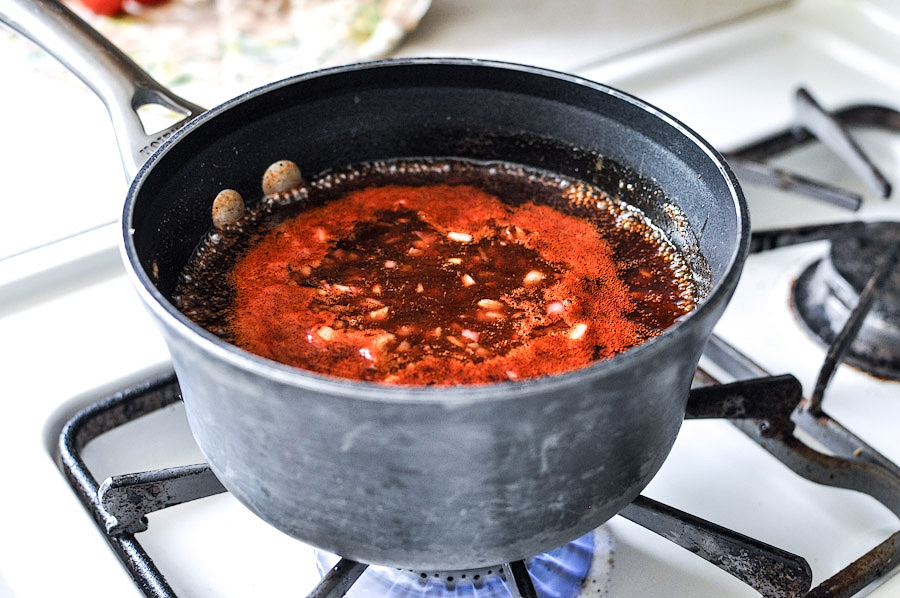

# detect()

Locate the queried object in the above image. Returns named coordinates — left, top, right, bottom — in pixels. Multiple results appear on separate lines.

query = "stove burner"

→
left=57, top=357, right=900, bottom=597
left=315, top=533, right=594, bottom=598
left=792, top=222, right=900, bottom=379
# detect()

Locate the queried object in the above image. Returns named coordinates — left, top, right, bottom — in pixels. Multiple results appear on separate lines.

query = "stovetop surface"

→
left=4, top=0, right=900, bottom=596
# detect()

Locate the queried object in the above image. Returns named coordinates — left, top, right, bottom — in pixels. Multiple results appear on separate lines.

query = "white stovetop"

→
left=4, top=0, right=900, bottom=596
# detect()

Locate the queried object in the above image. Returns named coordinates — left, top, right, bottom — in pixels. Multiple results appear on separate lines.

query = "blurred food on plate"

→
left=43, top=0, right=431, bottom=100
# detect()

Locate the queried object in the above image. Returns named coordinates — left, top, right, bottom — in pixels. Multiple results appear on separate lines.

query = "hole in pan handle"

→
left=0, top=0, right=205, bottom=180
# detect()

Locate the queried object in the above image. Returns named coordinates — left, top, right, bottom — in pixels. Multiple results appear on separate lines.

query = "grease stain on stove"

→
left=580, top=526, right=616, bottom=597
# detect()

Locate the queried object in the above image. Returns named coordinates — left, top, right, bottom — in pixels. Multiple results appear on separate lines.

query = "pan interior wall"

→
left=129, top=64, right=735, bottom=302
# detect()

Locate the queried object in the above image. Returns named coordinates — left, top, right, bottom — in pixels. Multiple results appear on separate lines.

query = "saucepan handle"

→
left=0, top=0, right=205, bottom=179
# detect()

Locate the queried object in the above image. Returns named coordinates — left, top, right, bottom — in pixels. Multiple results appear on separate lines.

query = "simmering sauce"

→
left=175, top=159, right=698, bottom=384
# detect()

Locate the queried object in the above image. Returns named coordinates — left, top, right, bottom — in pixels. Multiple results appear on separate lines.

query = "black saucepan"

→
left=2, top=0, right=748, bottom=571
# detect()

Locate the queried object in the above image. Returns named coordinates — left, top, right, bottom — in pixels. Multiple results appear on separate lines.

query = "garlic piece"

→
left=569, top=323, right=588, bottom=340
left=546, top=301, right=565, bottom=316
left=212, top=189, right=245, bottom=229
left=262, top=160, right=305, bottom=195
left=477, top=298, right=504, bottom=310
left=369, top=306, right=390, bottom=321
left=447, top=231, right=473, bottom=243
left=523, top=270, right=545, bottom=286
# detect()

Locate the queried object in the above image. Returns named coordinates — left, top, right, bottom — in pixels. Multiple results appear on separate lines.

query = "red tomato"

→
left=80, top=0, right=123, bottom=15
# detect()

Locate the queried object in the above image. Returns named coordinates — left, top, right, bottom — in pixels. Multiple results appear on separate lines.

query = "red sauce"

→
left=175, top=159, right=697, bottom=384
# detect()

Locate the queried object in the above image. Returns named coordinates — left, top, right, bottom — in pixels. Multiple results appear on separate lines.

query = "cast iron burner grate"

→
left=57, top=330, right=900, bottom=597
left=728, top=89, right=900, bottom=379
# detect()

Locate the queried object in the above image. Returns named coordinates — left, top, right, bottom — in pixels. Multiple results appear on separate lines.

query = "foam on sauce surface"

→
left=175, top=159, right=698, bottom=384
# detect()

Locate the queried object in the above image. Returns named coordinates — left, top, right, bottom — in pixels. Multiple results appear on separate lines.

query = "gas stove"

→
left=4, top=0, right=900, bottom=596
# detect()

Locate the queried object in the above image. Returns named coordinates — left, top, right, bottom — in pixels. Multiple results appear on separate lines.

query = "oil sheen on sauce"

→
left=174, top=159, right=698, bottom=385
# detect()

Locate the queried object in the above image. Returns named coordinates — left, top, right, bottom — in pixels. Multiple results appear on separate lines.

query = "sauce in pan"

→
left=174, top=159, right=698, bottom=384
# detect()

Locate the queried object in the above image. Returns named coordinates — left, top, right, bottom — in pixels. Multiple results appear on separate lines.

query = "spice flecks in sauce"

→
left=175, top=159, right=697, bottom=384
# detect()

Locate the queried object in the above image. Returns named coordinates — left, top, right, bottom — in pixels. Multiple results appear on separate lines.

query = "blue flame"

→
left=321, top=533, right=594, bottom=598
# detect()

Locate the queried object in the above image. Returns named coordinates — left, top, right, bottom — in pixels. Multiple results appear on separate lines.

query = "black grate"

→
left=57, top=335, right=900, bottom=597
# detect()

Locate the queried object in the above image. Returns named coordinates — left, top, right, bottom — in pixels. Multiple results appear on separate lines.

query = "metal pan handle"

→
left=0, top=0, right=205, bottom=179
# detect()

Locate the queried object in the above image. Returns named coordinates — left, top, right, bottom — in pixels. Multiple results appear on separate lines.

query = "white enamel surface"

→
left=4, top=0, right=900, bottom=596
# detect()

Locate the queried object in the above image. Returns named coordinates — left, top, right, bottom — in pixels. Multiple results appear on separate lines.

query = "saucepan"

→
left=1, top=0, right=748, bottom=571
